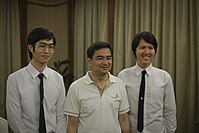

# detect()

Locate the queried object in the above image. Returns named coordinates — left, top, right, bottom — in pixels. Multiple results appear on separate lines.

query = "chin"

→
left=143, top=59, right=151, bottom=63
left=40, top=60, right=48, bottom=64
left=101, top=70, right=109, bottom=74
left=143, top=63, right=151, bottom=67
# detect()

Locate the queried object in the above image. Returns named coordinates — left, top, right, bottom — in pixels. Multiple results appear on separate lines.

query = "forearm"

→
left=55, top=113, right=67, bottom=133
left=67, top=116, right=78, bottom=133
left=6, top=78, right=27, bottom=133
left=164, top=76, right=177, bottom=132
left=67, top=126, right=77, bottom=133
left=121, top=124, right=131, bottom=133
left=119, top=113, right=131, bottom=133
left=164, top=112, right=177, bottom=132
left=56, top=86, right=67, bottom=133
left=6, top=100, right=27, bottom=133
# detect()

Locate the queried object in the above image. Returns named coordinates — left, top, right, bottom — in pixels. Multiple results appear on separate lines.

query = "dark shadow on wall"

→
left=53, top=59, right=75, bottom=95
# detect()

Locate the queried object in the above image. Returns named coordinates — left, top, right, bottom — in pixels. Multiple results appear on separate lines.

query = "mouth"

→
left=101, top=66, right=111, bottom=70
left=143, top=56, right=151, bottom=60
left=42, top=55, right=50, bottom=59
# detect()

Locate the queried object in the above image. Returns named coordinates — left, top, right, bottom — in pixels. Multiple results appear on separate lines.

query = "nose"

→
left=102, top=58, right=108, bottom=64
left=43, top=47, right=50, bottom=52
left=144, top=48, right=150, bottom=54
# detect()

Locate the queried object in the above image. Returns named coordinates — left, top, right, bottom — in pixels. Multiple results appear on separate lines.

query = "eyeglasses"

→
left=35, top=44, right=55, bottom=51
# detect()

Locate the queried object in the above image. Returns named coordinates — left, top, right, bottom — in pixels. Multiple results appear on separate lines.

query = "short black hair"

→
left=87, top=41, right=113, bottom=59
left=27, top=27, right=56, bottom=59
left=131, top=31, right=158, bottom=57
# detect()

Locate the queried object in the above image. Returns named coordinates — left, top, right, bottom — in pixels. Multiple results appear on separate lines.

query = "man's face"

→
left=88, top=48, right=112, bottom=76
left=29, top=39, right=55, bottom=66
left=136, top=38, right=156, bottom=69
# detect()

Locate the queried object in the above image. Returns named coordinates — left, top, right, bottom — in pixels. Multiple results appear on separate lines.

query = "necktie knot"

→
left=142, top=70, right=146, bottom=75
left=38, top=73, right=44, bottom=79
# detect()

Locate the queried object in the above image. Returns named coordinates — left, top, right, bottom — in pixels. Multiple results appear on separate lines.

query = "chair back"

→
left=0, top=117, right=8, bottom=133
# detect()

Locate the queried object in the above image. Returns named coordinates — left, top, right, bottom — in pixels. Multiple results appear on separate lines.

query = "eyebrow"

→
left=96, top=55, right=112, bottom=58
left=38, top=42, right=54, bottom=45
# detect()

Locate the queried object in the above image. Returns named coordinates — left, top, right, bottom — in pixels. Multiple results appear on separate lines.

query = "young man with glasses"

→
left=6, top=27, right=67, bottom=133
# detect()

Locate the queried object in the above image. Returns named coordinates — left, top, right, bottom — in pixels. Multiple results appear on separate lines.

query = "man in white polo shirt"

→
left=64, top=41, right=131, bottom=133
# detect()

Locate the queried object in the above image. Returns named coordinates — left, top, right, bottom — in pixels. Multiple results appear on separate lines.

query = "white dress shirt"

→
left=118, top=64, right=177, bottom=133
left=6, top=63, right=67, bottom=133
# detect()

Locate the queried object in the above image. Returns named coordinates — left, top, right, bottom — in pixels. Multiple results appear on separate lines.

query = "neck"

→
left=30, top=60, right=47, bottom=73
left=89, top=72, right=109, bottom=91
left=89, top=72, right=109, bottom=83
left=137, top=62, right=151, bottom=69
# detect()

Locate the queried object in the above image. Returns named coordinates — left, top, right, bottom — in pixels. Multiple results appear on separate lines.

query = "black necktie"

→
left=137, top=70, right=146, bottom=132
left=38, top=73, right=47, bottom=133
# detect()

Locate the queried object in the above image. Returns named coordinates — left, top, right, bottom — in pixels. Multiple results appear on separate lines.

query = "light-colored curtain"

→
left=113, top=0, right=177, bottom=76
left=74, top=0, right=108, bottom=78
left=74, top=0, right=199, bottom=132
left=113, top=0, right=199, bottom=133
left=0, top=0, right=21, bottom=118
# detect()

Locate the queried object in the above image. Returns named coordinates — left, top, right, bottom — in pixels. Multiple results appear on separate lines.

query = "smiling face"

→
left=88, top=48, right=112, bottom=76
left=136, top=38, right=156, bottom=69
left=28, top=39, right=54, bottom=67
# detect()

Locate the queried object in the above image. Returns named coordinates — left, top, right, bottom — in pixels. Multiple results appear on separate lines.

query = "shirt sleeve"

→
left=64, top=83, right=80, bottom=117
left=163, top=74, right=177, bottom=132
left=55, top=77, right=67, bottom=133
left=6, top=75, right=28, bottom=133
left=118, top=79, right=130, bottom=114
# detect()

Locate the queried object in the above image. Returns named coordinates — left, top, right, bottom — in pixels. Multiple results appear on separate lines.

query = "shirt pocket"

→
left=45, top=86, right=59, bottom=105
left=105, top=94, right=121, bottom=112
left=80, top=98, right=99, bottom=117
left=146, top=85, right=165, bottom=112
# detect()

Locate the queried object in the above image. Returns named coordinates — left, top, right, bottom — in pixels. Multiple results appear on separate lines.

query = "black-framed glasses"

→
left=35, top=44, right=55, bottom=51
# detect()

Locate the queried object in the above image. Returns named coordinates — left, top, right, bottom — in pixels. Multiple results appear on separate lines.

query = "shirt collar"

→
left=135, top=63, right=153, bottom=76
left=84, top=71, right=117, bottom=84
left=27, top=63, right=49, bottom=79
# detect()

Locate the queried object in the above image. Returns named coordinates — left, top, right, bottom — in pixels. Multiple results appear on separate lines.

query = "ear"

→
left=28, top=44, right=33, bottom=53
left=87, top=58, right=92, bottom=70
left=88, top=58, right=92, bottom=65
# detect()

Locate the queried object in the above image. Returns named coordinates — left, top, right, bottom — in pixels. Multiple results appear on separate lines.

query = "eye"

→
left=97, top=57, right=104, bottom=60
left=48, top=45, right=55, bottom=49
left=139, top=46, right=145, bottom=49
left=38, top=45, right=46, bottom=48
left=106, top=56, right=112, bottom=60
left=36, top=44, right=55, bottom=51
left=149, top=47, right=154, bottom=50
